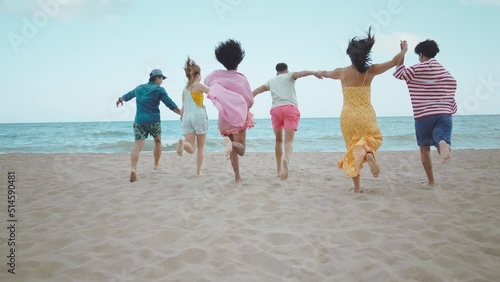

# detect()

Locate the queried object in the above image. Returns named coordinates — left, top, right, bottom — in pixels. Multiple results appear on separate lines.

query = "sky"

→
left=0, top=0, right=499, bottom=123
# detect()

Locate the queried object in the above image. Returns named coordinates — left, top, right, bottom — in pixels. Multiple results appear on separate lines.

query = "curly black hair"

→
left=346, top=27, right=375, bottom=73
left=215, top=39, right=245, bottom=70
left=415, top=40, right=440, bottom=58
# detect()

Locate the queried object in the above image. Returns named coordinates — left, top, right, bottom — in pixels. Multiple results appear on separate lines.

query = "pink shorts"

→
left=270, top=105, right=300, bottom=130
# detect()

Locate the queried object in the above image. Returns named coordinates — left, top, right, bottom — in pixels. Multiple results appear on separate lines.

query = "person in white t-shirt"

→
left=252, top=63, right=321, bottom=180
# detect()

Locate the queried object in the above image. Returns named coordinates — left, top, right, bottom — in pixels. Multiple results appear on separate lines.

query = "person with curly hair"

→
left=394, top=39, right=457, bottom=187
left=319, top=28, right=408, bottom=193
left=204, top=39, right=255, bottom=182
left=176, top=57, right=210, bottom=176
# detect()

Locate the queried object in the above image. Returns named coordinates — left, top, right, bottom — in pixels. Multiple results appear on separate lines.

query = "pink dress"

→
left=204, top=70, right=255, bottom=136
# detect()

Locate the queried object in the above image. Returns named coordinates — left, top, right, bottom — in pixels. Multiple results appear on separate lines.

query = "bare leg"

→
left=196, top=134, right=206, bottom=176
left=184, top=133, right=196, bottom=154
left=176, top=139, right=183, bottom=156
left=281, top=159, right=289, bottom=181
left=280, top=129, right=295, bottom=180
left=438, top=140, right=451, bottom=163
left=229, top=130, right=247, bottom=182
left=352, top=176, right=361, bottom=193
left=130, top=140, right=145, bottom=182
left=352, top=146, right=367, bottom=175
left=273, top=129, right=283, bottom=176
left=153, top=136, right=162, bottom=170
left=231, top=130, right=246, bottom=156
left=283, top=129, right=295, bottom=162
left=420, top=146, right=435, bottom=187
left=365, top=153, right=380, bottom=178
left=223, top=136, right=232, bottom=156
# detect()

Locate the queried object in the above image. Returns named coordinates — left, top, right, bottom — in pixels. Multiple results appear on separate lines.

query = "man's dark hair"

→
left=215, top=39, right=245, bottom=70
left=276, top=63, right=288, bottom=72
left=149, top=75, right=161, bottom=82
left=415, top=39, right=440, bottom=58
left=346, top=27, right=375, bottom=73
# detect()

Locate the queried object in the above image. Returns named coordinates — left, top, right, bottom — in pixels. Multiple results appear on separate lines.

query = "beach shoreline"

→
left=1, top=149, right=499, bottom=281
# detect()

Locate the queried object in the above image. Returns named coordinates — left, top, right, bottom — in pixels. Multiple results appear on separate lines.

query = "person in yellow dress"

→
left=319, top=28, right=408, bottom=193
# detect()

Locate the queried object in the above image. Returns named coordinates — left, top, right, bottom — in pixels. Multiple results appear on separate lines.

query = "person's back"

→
left=181, top=84, right=207, bottom=128
left=394, top=59, right=457, bottom=119
left=125, top=81, right=178, bottom=125
left=267, top=72, right=297, bottom=107
left=134, top=82, right=163, bottom=124
left=182, top=85, right=205, bottom=114
left=205, top=69, right=254, bottom=110
left=340, top=68, right=376, bottom=121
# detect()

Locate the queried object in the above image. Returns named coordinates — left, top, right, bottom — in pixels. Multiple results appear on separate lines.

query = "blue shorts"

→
left=414, top=115, right=452, bottom=147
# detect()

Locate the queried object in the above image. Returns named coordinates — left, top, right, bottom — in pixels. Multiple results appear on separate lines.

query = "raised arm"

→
left=370, top=40, right=408, bottom=76
left=397, top=41, right=405, bottom=67
left=318, top=68, right=342, bottom=80
left=252, top=85, right=268, bottom=97
left=291, top=70, right=322, bottom=80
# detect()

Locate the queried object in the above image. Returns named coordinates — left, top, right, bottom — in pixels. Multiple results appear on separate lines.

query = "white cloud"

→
left=372, top=32, right=428, bottom=56
left=460, top=0, right=500, bottom=6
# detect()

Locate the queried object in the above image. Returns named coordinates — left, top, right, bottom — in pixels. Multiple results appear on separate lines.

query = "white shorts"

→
left=182, top=113, right=209, bottom=135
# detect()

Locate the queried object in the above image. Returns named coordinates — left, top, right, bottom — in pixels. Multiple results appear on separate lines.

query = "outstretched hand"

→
left=116, top=98, right=123, bottom=107
left=314, top=70, right=323, bottom=79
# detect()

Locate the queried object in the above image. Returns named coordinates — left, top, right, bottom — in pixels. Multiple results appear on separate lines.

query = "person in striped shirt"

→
left=393, top=39, right=457, bottom=187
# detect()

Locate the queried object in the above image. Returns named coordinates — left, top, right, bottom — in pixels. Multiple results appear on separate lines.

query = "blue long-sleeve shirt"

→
left=122, top=82, right=179, bottom=125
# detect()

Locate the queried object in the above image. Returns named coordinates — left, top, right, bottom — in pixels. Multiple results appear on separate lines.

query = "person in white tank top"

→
left=176, top=57, right=210, bottom=176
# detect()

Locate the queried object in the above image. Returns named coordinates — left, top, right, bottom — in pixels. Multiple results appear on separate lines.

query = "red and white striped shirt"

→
left=393, top=59, right=457, bottom=119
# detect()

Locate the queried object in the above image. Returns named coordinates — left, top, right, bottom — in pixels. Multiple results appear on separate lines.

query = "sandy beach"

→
left=1, top=149, right=499, bottom=281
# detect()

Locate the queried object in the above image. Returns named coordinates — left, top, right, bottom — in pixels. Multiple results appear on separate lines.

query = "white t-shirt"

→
left=265, top=72, right=298, bottom=108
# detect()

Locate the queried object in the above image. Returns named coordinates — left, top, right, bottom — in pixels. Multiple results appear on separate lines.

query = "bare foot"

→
left=280, top=159, right=289, bottom=180
left=421, top=181, right=436, bottom=188
left=439, top=140, right=451, bottom=163
left=176, top=139, right=183, bottom=156
left=224, top=137, right=232, bottom=156
left=130, top=170, right=137, bottom=182
left=366, top=153, right=380, bottom=178
left=154, top=165, right=160, bottom=170
left=354, top=187, right=362, bottom=193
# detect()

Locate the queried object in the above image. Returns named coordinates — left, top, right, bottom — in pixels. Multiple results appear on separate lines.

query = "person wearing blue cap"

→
left=116, top=69, right=181, bottom=182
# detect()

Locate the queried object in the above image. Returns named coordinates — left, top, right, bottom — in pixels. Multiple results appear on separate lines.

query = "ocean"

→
left=0, top=115, right=499, bottom=154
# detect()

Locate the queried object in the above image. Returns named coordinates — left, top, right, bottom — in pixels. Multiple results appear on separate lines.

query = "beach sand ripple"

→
left=1, top=150, right=499, bottom=281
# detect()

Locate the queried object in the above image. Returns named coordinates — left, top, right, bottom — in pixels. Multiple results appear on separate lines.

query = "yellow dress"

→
left=338, top=79, right=382, bottom=177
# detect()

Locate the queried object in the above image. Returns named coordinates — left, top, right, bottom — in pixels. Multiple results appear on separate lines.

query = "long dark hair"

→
left=215, top=39, right=245, bottom=70
left=346, top=27, right=375, bottom=73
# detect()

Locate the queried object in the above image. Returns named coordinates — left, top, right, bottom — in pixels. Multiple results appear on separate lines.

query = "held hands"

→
left=314, top=70, right=324, bottom=79
left=400, top=40, right=408, bottom=52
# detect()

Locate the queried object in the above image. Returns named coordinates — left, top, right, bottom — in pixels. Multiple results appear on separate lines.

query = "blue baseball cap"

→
left=150, top=69, right=167, bottom=79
